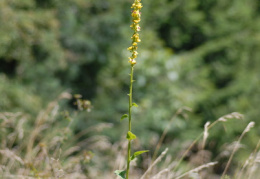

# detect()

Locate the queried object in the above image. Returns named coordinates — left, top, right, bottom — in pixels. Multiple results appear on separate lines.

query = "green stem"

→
left=126, top=65, right=134, bottom=179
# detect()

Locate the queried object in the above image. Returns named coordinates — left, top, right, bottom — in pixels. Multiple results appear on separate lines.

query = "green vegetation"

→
left=1, top=0, right=260, bottom=178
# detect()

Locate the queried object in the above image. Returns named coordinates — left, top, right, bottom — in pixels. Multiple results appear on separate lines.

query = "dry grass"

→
left=0, top=96, right=259, bottom=179
left=0, top=93, right=113, bottom=179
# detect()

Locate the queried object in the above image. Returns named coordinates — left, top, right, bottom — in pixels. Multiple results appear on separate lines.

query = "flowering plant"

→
left=114, top=1, right=148, bottom=179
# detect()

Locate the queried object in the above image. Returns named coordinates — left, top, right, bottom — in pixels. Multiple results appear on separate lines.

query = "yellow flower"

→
left=135, top=24, right=141, bottom=31
left=130, top=24, right=141, bottom=31
left=135, top=3, right=143, bottom=9
left=132, top=33, right=140, bottom=42
left=131, top=2, right=143, bottom=9
left=132, top=33, right=138, bottom=38
left=131, top=10, right=140, bottom=18
left=133, top=19, right=140, bottom=23
left=131, top=59, right=137, bottom=65
left=127, top=46, right=133, bottom=51
left=128, top=57, right=137, bottom=65
left=132, top=51, right=138, bottom=58
left=127, top=0, right=142, bottom=65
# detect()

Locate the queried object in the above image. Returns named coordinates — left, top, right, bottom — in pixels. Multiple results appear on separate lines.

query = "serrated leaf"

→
left=126, top=131, right=136, bottom=140
left=132, top=103, right=138, bottom=107
left=114, top=170, right=126, bottom=179
left=121, top=114, right=128, bottom=121
left=130, top=150, right=149, bottom=161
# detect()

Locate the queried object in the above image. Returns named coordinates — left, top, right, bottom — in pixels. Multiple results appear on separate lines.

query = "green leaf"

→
left=132, top=103, right=138, bottom=107
left=114, top=170, right=126, bottom=179
left=121, top=114, right=128, bottom=121
left=126, top=131, right=136, bottom=140
left=130, top=150, right=149, bottom=161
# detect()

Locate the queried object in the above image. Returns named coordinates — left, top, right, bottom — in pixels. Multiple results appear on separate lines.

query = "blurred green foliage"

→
left=1, top=0, right=260, bottom=171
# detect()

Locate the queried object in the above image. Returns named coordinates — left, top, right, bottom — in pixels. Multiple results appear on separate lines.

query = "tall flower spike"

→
left=127, top=0, right=143, bottom=65
left=125, top=1, right=145, bottom=179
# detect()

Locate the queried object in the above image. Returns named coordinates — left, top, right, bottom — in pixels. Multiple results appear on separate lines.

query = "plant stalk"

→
left=126, top=65, right=134, bottom=179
